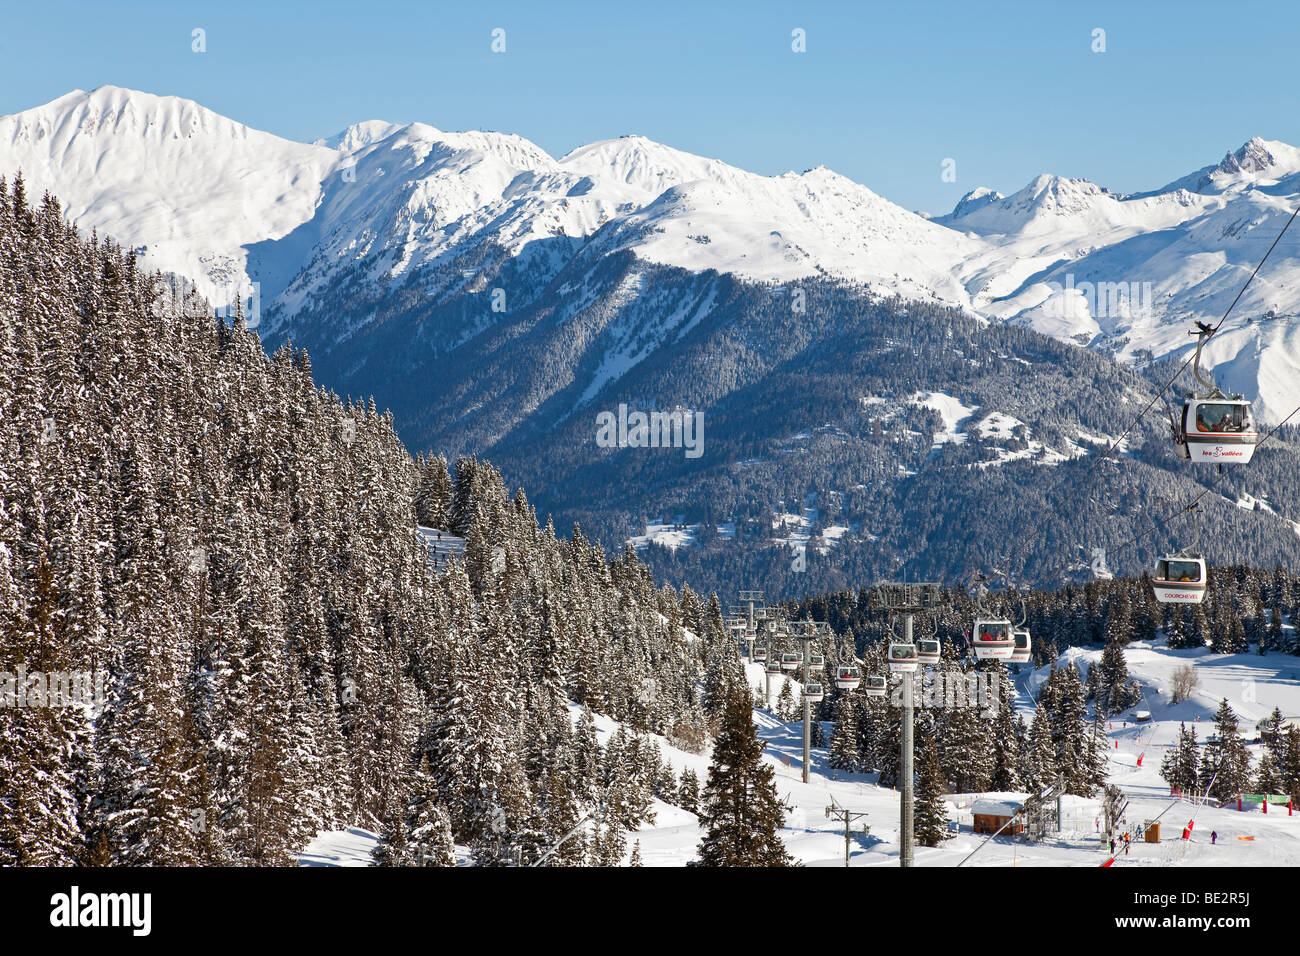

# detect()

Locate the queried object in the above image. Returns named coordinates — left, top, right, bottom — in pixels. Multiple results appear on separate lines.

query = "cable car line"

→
left=1026, top=199, right=1300, bottom=534
left=1057, top=395, right=1300, bottom=581
left=964, top=392, right=1300, bottom=623
left=1076, top=199, right=1299, bottom=483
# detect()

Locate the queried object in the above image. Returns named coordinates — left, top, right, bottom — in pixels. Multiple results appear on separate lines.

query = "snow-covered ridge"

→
left=4, top=86, right=1300, bottom=422
left=0, top=86, right=339, bottom=310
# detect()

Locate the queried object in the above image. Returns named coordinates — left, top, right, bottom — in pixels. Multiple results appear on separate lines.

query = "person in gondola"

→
left=1196, top=410, right=1210, bottom=432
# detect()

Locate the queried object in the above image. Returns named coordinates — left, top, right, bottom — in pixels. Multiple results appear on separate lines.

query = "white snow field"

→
left=300, top=827, right=382, bottom=867
left=416, top=526, right=466, bottom=572
left=626, top=647, right=1300, bottom=868
left=299, top=635, right=1300, bottom=867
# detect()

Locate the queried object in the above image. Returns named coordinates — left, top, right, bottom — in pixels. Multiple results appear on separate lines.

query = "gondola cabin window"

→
left=1193, top=403, right=1252, bottom=433
left=978, top=622, right=1009, bottom=641
left=1159, top=559, right=1201, bottom=583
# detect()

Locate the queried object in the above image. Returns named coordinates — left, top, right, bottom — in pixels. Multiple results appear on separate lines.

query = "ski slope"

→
left=417, top=526, right=466, bottom=573
left=627, top=644, right=1300, bottom=867
left=296, top=635, right=1300, bottom=867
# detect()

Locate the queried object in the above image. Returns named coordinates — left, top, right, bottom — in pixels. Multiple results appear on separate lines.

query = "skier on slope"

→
left=1211, top=831, right=1217, bottom=845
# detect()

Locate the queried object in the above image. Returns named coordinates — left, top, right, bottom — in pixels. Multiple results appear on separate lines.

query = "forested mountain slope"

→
left=0, top=178, right=739, bottom=866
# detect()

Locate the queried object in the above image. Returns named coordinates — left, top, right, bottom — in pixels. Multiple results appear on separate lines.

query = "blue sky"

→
left=2, top=0, right=1296, bottom=213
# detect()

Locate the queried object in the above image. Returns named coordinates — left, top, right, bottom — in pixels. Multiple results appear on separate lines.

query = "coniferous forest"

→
left=0, top=179, right=746, bottom=866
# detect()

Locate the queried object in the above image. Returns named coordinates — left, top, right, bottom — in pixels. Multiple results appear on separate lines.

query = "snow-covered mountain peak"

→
left=938, top=173, right=1123, bottom=239
left=0, top=87, right=339, bottom=309
left=559, top=134, right=748, bottom=204
left=4, top=87, right=1299, bottom=425
left=1158, top=137, right=1300, bottom=195
left=795, top=163, right=872, bottom=191
left=2, top=85, right=260, bottom=147
left=577, top=159, right=981, bottom=304
left=379, top=124, right=561, bottom=179
left=317, top=120, right=404, bottom=153
left=947, top=186, right=1004, bottom=219
left=1015, top=174, right=1113, bottom=215
left=1220, top=136, right=1278, bottom=175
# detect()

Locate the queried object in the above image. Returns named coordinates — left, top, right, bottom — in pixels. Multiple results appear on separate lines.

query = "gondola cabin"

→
left=1179, top=398, right=1258, bottom=464
left=1009, top=628, right=1032, bottom=664
left=916, top=639, right=941, bottom=665
left=766, top=658, right=783, bottom=676
left=804, top=682, right=825, bottom=703
left=753, top=645, right=768, bottom=662
left=1152, top=554, right=1207, bottom=604
left=862, top=674, right=888, bottom=697
left=808, top=654, right=825, bottom=672
left=834, top=666, right=861, bottom=691
left=887, top=642, right=919, bottom=674
left=780, top=652, right=803, bottom=672
left=971, top=619, right=1014, bottom=660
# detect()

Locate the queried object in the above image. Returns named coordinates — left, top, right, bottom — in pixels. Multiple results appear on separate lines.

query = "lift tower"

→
left=872, top=582, right=942, bottom=868
left=793, top=617, right=830, bottom=784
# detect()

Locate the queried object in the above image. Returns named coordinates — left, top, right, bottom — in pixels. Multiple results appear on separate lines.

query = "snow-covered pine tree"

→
left=777, top=678, right=796, bottom=722
left=1160, top=723, right=1200, bottom=795
left=936, top=665, right=993, bottom=793
left=1254, top=749, right=1283, bottom=797
left=1200, top=698, right=1252, bottom=802
left=914, top=735, right=953, bottom=847
left=1280, top=728, right=1300, bottom=802
left=1043, top=663, right=1105, bottom=796
left=677, top=767, right=700, bottom=814
left=693, top=691, right=793, bottom=867
left=828, top=695, right=861, bottom=773
left=1094, top=637, right=1137, bottom=716
left=1260, top=706, right=1288, bottom=756
left=414, top=453, right=453, bottom=529
left=987, top=664, right=1021, bottom=791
